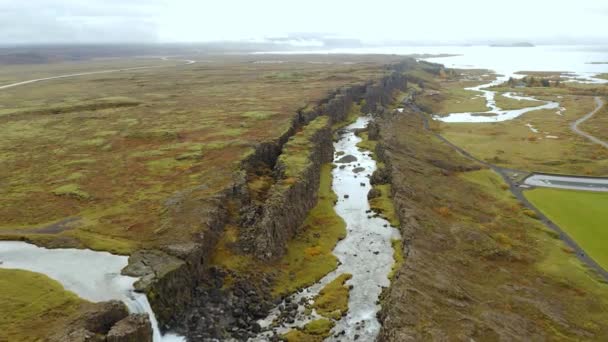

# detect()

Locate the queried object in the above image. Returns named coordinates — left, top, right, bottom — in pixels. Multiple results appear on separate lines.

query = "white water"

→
left=253, top=116, right=401, bottom=341
left=0, top=241, right=184, bottom=342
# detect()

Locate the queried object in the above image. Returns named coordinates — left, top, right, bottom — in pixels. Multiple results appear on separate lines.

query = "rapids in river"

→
left=252, top=116, right=401, bottom=341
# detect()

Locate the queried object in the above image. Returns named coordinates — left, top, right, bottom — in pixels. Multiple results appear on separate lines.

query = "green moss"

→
left=525, top=188, right=608, bottom=270
left=0, top=269, right=87, bottom=342
left=369, top=184, right=399, bottom=227
left=278, top=116, right=329, bottom=180
left=389, top=239, right=405, bottom=280
left=313, top=273, right=352, bottom=320
left=303, top=318, right=335, bottom=335
left=356, top=132, right=377, bottom=158
left=64, top=229, right=137, bottom=255
left=283, top=318, right=335, bottom=340
left=51, top=184, right=91, bottom=200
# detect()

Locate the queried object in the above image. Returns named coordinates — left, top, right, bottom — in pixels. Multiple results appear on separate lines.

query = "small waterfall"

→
left=0, top=241, right=185, bottom=342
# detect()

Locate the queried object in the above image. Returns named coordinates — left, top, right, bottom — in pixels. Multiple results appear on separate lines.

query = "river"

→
left=252, top=116, right=401, bottom=341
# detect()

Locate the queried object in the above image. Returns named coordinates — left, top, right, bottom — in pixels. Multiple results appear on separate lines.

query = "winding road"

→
left=570, top=97, right=607, bottom=148
left=0, top=57, right=196, bottom=91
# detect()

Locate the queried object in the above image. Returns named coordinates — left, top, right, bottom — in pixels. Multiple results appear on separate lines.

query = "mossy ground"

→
left=525, top=188, right=608, bottom=270
left=369, top=184, right=400, bottom=227
left=0, top=269, right=88, bottom=342
left=283, top=318, right=335, bottom=342
left=312, top=273, right=352, bottom=320
left=388, top=239, right=404, bottom=280
left=0, top=55, right=399, bottom=253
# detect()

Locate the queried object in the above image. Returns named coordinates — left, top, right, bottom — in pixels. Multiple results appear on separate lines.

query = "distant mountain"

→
left=490, top=42, right=535, bottom=47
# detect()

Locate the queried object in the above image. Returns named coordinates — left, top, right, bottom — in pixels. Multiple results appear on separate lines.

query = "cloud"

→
left=0, top=0, right=607, bottom=45
left=0, top=0, right=166, bottom=44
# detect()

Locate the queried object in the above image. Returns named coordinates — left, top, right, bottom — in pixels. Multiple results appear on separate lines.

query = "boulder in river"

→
left=336, top=155, right=358, bottom=163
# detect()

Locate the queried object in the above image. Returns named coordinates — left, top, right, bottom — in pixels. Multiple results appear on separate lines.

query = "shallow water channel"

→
left=252, top=116, right=401, bottom=341
left=0, top=241, right=184, bottom=342
left=434, top=77, right=560, bottom=123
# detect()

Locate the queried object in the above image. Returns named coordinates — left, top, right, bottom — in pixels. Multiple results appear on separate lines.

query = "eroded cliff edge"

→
left=121, top=60, right=411, bottom=339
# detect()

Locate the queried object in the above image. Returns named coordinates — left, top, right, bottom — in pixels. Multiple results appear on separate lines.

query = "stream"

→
left=434, top=76, right=560, bottom=123
left=0, top=241, right=184, bottom=342
left=252, top=116, right=401, bottom=341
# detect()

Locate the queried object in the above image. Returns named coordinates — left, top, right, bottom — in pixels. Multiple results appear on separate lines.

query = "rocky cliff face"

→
left=50, top=301, right=152, bottom=342
left=120, top=62, right=411, bottom=338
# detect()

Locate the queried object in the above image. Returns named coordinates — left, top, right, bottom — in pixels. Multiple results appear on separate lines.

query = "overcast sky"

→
left=1, top=0, right=607, bottom=45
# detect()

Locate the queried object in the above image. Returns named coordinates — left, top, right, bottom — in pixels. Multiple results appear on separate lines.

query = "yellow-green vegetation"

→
left=312, top=273, right=352, bottom=320
left=0, top=269, right=88, bottom=341
left=51, top=184, right=91, bottom=200
left=210, top=164, right=346, bottom=296
left=439, top=95, right=608, bottom=175
left=525, top=188, right=608, bottom=270
left=278, top=116, right=329, bottom=181
left=0, top=55, right=398, bottom=253
left=494, top=93, right=541, bottom=110
left=388, top=239, right=404, bottom=280
left=355, top=131, right=377, bottom=156
left=369, top=184, right=400, bottom=227
left=283, top=319, right=335, bottom=342
left=597, top=73, right=608, bottom=80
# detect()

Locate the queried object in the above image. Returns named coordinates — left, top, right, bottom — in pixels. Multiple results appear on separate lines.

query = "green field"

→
left=525, top=188, right=608, bottom=270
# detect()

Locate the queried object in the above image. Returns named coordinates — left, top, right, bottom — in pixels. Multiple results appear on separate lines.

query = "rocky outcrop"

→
left=107, top=314, right=153, bottom=342
left=247, top=123, right=333, bottom=259
left=50, top=301, right=153, bottom=342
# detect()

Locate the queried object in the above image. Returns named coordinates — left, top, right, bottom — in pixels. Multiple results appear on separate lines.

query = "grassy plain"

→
left=378, top=107, right=608, bottom=339
left=525, top=188, right=608, bottom=270
left=0, top=55, right=397, bottom=253
left=0, top=269, right=88, bottom=341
